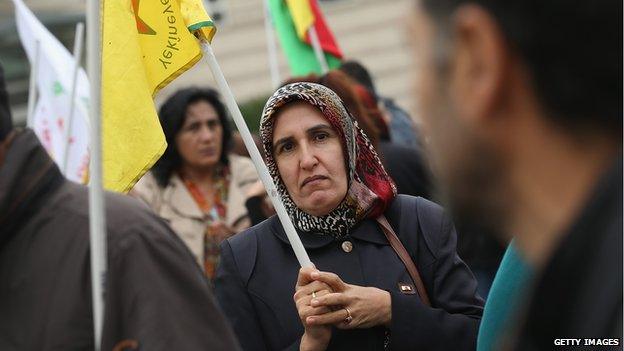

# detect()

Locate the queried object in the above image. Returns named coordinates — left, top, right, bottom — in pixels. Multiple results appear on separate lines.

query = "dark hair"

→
left=319, top=71, right=390, bottom=142
left=151, top=87, right=232, bottom=187
left=421, top=0, right=622, bottom=136
left=339, top=60, right=378, bottom=102
left=0, top=64, right=13, bottom=142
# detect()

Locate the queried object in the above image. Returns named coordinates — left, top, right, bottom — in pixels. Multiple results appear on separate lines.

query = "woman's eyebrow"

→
left=306, top=124, right=333, bottom=134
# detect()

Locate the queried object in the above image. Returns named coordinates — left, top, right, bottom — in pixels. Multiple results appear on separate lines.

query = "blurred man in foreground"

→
left=0, top=64, right=239, bottom=350
left=410, top=0, right=622, bottom=349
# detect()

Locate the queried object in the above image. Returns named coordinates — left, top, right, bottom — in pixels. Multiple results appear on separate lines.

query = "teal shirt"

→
left=477, top=242, right=533, bottom=351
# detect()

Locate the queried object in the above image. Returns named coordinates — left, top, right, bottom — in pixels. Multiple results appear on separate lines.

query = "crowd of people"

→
left=0, top=0, right=621, bottom=350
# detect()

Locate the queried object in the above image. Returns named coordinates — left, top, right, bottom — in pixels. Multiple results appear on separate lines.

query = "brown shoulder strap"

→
left=376, top=215, right=431, bottom=307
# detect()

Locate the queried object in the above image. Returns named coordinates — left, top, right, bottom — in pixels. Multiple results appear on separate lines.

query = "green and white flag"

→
left=14, top=0, right=90, bottom=183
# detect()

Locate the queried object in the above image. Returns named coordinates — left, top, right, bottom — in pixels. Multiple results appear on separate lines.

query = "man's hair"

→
left=151, top=87, right=232, bottom=188
left=339, top=60, right=378, bottom=101
left=421, top=0, right=622, bottom=135
left=0, top=64, right=13, bottom=142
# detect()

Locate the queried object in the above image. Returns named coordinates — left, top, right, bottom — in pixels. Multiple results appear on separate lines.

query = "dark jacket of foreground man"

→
left=216, top=195, right=484, bottom=351
left=0, top=130, right=240, bottom=351
left=515, top=157, right=623, bottom=350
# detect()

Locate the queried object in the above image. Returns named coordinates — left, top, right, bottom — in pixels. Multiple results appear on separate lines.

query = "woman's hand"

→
left=294, top=267, right=333, bottom=351
left=307, top=271, right=392, bottom=329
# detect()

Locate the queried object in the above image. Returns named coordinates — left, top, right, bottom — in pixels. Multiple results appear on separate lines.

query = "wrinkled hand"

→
left=294, top=267, right=333, bottom=351
left=307, top=271, right=392, bottom=329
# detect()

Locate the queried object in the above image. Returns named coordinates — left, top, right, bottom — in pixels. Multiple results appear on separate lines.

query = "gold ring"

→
left=311, top=291, right=317, bottom=298
left=344, top=307, right=353, bottom=324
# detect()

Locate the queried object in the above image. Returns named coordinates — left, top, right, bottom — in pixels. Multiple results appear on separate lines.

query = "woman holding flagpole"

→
left=215, top=83, right=483, bottom=350
left=132, top=87, right=262, bottom=282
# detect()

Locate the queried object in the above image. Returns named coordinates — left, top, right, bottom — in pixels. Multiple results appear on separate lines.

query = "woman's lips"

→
left=301, top=175, right=328, bottom=188
left=199, top=148, right=216, bottom=156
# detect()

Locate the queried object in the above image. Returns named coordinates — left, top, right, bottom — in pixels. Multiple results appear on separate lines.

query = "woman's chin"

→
left=187, top=158, right=220, bottom=170
left=299, top=193, right=341, bottom=216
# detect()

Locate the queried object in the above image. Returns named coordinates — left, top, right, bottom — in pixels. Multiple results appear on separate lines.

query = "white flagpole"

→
left=263, top=0, right=281, bottom=89
left=26, top=40, right=40, bottom=127
left=86, top=0, right=106, bottom=348
left=307, top=26, right=328, bottom=74
left=63, top=22, right=84, bottom=175
left=200, top=41, right=312, bottom=268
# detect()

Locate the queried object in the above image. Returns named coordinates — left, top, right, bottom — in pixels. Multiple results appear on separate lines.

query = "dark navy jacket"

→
left=215, top=195, right=484, bottom=350
left=515, top=157, right=623, bottom=350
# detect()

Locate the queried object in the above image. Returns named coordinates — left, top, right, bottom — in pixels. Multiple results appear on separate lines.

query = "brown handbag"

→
left=376, top=215, right=431, bottom=307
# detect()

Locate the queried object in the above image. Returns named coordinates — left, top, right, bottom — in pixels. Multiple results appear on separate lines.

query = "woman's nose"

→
left=198, top=125, right=214, bottom=142
left=299, top=144, right=318, bottom=170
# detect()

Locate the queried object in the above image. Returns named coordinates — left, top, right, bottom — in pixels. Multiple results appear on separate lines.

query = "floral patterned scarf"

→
left=180, top=166, right=230, bottom=280
left=260, top=82, right=396, bottom=238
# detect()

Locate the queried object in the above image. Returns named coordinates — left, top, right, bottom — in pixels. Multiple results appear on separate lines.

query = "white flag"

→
left=13, top=0, right=90, bottom=183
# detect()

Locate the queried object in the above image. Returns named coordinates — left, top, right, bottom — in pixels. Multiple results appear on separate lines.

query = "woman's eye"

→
left=186, top=124, right=200, bottom=132
left=282, top=142, right=294, bottom=152
left=314, top=132, right=329, bottom=141
left=207, top=120, right=220, bottom=130
left=277, top=142, right=294, bottom=154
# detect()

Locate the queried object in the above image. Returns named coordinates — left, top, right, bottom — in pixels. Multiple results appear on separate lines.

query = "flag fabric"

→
left=285, top=0, right=314, bottom=40
left=13, top=0, right=90, bottom=183
left=101, top=0, right=215, bottom=192
left=269, top=0, right=343, bottom=76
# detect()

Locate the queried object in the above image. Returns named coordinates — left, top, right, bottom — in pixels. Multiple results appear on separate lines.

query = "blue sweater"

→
left=477, top=242, right=533, bottom=351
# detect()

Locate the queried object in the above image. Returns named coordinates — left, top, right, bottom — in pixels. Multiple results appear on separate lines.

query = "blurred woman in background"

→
left=133, top=87, right=260, bottom=282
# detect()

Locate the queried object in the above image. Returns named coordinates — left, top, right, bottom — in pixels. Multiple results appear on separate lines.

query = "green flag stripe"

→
left=187, top=20, right=215, bottom=32
left=268, top=0, right=340, bottom=76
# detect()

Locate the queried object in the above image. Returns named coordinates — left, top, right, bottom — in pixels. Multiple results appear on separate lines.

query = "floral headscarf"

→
left=260, top=82, right=396, bottom=238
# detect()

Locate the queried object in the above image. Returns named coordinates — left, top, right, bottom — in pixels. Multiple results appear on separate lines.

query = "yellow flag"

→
left=180, top=0, right=216, bottom=42
left=102, top=0, right=215, bottom=192
left=285, top=0, right=314, bottom=40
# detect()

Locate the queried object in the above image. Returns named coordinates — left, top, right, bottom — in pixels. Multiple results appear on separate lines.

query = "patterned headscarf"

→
left=260, top=82, right=396, bottom=238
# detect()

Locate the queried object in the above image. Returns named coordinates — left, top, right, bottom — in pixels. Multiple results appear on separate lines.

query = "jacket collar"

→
left=270, top=215, right=389, bottom=249
left=163, top=160, right=253, bottom=226
left=165, top=173, right=205, bottom=220
left=0, top=129, right=64, bottom=246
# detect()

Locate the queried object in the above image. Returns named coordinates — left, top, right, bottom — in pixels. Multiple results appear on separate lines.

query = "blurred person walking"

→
left=215, top=83, right=483, bottom=351
left=0, top=65, right=239, bottom=350
left=410, top=0, right=622, bottom=349
left=132, top=87, right=261, bottom=281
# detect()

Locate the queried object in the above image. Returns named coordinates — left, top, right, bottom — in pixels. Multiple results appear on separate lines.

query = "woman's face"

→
left=272, top=101, right=348, bottom=216
left=175, top=100, right=223, bottom=170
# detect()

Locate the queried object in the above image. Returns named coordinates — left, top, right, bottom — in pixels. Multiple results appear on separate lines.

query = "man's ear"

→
left=448, top=4, right=510, bottom=127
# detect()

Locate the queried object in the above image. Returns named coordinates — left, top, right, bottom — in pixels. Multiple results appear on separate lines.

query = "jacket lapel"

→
left=164, top=174, right=205, bottom=221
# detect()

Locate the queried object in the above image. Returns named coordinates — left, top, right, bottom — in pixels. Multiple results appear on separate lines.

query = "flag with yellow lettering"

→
left=102, top=0, right=215, bottom=192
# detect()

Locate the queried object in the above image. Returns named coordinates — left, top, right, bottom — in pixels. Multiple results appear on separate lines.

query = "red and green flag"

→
left=268, top=0, right=343, bottom=76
